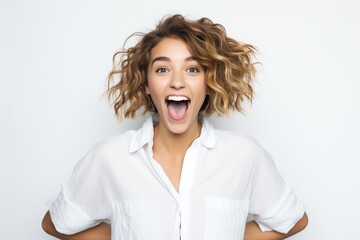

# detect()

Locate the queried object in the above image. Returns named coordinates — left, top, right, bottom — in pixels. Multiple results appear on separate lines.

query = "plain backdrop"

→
left=1, top=0, right=359, bottom=239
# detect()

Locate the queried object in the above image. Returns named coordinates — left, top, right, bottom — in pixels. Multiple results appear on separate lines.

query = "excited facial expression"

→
left=146, top=37, right=207, bottom=135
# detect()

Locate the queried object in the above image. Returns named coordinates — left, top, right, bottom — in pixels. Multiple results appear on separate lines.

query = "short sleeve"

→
left=49, top=146, right=110, bottom=234
left=248, top=143, right=304, bottom=234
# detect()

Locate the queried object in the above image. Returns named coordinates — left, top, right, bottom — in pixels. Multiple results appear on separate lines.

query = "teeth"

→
left=166, top=96, right=189, bottom=101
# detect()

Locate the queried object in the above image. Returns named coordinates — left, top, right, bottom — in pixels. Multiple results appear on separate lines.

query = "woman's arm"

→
left=244, top=212, right=308, bottom=240
left=42, top=211, right=111, bottom=240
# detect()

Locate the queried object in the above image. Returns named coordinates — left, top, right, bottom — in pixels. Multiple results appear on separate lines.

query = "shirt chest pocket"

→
left=204, top=197, right=249, bottom=240
left=111, top=201, right=176, bottom=240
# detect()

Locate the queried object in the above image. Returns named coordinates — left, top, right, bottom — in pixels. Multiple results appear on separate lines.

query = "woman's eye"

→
left=187, top=67, right=199, bottom=73
left=155, top=67, right=168, bottom=73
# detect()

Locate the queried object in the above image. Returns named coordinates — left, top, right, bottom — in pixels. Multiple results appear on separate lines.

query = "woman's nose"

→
left=169, top=72, right=185, bottom=89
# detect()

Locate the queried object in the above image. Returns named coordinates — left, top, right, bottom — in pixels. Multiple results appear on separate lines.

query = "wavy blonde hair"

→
left=107, top=14, right=258, bottom=119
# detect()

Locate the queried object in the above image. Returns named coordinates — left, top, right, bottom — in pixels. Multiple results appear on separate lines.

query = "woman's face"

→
left=146, top=37, right=207, bottom=135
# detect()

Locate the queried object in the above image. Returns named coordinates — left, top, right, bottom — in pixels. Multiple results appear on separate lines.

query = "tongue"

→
left=168, top=101, right=187, bottom=117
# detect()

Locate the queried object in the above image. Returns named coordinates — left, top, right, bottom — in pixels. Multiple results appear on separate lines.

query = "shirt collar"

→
left=199, top=118, right=216, bottom=149
left=128, top=115, right=216, bottom=153
left=129, top=116, right=154, bottom=153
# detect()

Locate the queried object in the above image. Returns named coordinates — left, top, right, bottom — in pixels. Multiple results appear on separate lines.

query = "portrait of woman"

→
left=3, top=1, right=359, bottom=239
left=41, top=14, right=308, bottom=240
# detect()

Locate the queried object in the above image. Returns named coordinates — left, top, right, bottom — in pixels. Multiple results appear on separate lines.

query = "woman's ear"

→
left=145, top=86, right=150, bottom=94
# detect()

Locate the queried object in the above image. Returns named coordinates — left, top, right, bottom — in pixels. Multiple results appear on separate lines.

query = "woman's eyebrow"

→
left=185, top=56, right=196, bottom=61
left=151, top=56, right=170, bottom=65
left=151, top=56, right=197, bottom=65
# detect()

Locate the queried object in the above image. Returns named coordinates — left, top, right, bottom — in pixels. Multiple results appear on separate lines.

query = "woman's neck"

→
left=153, top=120, right=202, bottom=158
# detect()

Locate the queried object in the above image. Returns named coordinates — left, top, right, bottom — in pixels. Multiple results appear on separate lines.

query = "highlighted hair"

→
left=107, top=14, right=258, bottom=119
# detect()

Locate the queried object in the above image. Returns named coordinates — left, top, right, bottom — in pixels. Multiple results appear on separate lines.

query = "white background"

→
left=1, top=0, right=359, bottom=239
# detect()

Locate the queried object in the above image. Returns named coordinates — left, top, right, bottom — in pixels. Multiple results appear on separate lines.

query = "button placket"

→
left=146, top=142, right=182, bottom=240
left=178, top=140, right=200, bottom=240
left=146, top=137, right=200, bottom=240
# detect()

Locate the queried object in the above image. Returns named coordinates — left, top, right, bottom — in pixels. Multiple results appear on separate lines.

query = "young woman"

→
left=42, top=14, right=308, bottom=240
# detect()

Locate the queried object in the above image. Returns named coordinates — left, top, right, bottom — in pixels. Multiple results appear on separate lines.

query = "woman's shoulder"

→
left=83, top=117, right=153, bottom=163
left=211, top=128, right=272, bottom=164
left=214, top=128, right=262, bottom=150
left=88, top=129, right=138, bottom=159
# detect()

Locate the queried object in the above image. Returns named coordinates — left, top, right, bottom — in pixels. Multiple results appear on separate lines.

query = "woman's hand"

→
left=42, top=211, right=111, bottom=240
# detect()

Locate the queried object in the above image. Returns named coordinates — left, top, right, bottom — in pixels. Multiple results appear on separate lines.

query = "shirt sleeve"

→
left=248, top=143, right=305, bottom=234
left=49, top=146, right=110, bottom=235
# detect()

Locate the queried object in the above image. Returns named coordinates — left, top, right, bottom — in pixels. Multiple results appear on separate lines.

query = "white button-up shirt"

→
left=50, top=116, right=304, bottom=240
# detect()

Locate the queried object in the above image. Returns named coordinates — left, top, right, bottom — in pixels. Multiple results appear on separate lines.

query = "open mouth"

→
left=165, top=95, right=190, bottom=119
